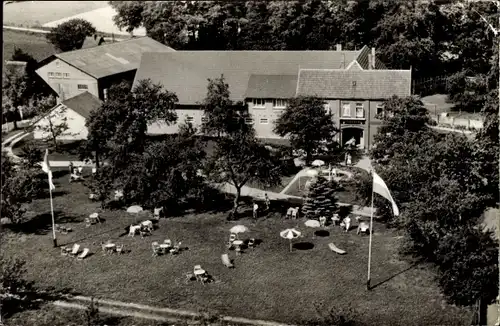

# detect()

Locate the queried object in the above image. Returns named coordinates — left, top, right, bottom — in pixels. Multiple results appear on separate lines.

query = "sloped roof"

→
left=356, top=46, right=387, bottom=70
left=296, top=69, right=411, bottom=99
left=134, top=50, right=360, bottom=104
left=81, top=35, right=105, bottom=49
left=244, top=75, right=298, bottom=99
left=56, top=37, right=175, bottom=79
left=61, top=91, right=102, bottom=119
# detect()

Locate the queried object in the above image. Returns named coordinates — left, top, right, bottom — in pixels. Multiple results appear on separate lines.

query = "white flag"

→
left=41, top=149, right=55, bottom=191
left=372, top=171, right=399, bottom=216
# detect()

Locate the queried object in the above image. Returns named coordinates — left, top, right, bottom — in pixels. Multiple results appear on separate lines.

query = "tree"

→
left=46, top=19, right=96, bottom=52
left=32, top=95, right=67, bottom=151
left=201, top=74, right=251, bottom=138
left=0, top=255, right=33, bottom=320
left=274, top=96, right=337, bottom=165
left=302, top=176, right=339, bottom=220
left=109, top=1, right=145, bottom=34
left=10, top=48, right=53, bottom=101
left=2, top=63, right=27, bottom=129
left=86, top=79, right=178, bottom=173
left=86, top=166, right=114, bottom=209
left=206, top=131, right=283, bottom=218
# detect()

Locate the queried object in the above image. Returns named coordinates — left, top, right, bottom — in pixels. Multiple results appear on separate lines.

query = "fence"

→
left=430, top=113, right=484, bottom=131
left=412, top=75, right=453, bottom=96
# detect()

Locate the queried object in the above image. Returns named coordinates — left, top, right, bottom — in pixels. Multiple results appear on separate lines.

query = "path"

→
left=53, top=295, right=293, bottom=326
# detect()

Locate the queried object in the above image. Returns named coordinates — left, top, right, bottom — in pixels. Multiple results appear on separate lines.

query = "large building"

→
left=35, top=37, right=174, bottom=102
left=134, top=46, right=411, bottom=149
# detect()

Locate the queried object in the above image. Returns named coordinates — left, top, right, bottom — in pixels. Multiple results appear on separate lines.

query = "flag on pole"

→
left=41, top=149, right=55, bottom=191
left=372, top=171, right=399, bottom=216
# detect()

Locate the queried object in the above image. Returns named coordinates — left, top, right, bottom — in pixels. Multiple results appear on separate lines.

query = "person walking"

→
left=253, top=201, right=259, bottom=220
left=347, top=153, right=352, bottom=166
left=264, top=193, right=270, bottom=211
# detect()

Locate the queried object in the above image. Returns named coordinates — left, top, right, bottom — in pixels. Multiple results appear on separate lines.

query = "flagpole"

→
left=49, top=173, right=57, bottom=248
left=367, top=170, right=375, bottom=290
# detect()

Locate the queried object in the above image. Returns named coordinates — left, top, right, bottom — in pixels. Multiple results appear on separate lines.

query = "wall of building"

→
left=147, top=108, right=205, bottom=135
left=34, top=105, right=88, bottom=140
left=246, top=99, right=286, bottom=139
left=36, top=59, right=98, bottom=102
left=98, top=70, right=136, bottom=101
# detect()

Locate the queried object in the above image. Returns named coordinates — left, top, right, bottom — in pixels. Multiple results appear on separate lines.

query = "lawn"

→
left=2, top=169, right=471, bottom=326
left=3, top=29, right=56, bottom=62
left=3, top=1, right=108, bottom=27
left=12, top=133, right=84, bottom=161
left=283, top=175, right=366, bottom=206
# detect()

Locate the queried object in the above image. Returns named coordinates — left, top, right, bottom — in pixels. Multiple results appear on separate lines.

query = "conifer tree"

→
left=302, top=176, right=339, bottom=220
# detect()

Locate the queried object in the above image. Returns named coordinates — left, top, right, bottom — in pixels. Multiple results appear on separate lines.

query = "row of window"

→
left=186, top=116, right=270, bottom=125
left=252, top=99, right=287, bottom=109
left=48, top=72, right=70, bottom=78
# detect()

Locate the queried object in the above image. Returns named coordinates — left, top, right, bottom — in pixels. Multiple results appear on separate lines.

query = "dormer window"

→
left=273, top=99, right=287, bottom=109
left=252, top=99, right=265, bottom=109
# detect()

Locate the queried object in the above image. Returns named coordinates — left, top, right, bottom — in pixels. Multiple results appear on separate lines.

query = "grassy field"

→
left=284, top=175, right=366, bottom=206
left=2, top=169, right=471, bottom=326
left=12, top=134, right=84, bottom=162
left=3, top=29, right=56, bottom=62
left=3, top=1, right=108, bottom=27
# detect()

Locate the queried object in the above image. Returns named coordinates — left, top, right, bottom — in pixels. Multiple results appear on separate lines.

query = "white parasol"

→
left=127, top=205, right=144, bottom=223
left=304, top=220, right=320, bottom=228
left=311, top=159, right=325, bottom=167
left=230, top=225, right=249, bottom=237
left=280, top=228, right=301, bottom=252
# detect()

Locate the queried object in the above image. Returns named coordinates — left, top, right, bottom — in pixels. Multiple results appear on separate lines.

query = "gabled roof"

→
left=296, top=69, right=411, bottom=99
left=134, top=50, right=360, bottom=104
left=355, top=46, right=387, bottom=70
left=55, top=37, right=175, bottom=79
left=81, top=35, right=105, bottom=49
left=61, top=91, right=102, bottom=119
left=244, top=75, right=298, bottom=99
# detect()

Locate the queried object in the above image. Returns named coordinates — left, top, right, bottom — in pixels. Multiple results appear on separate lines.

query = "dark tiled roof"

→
left=81, top=35, right=105, bottom=49
left=56, top=37, right=175, bottom=79
left=61, top=91, right=102, bottom=119
left=296, top=69, right=411, bottom=99
left=133, top=50, right=360, bottom=104
left=355, top=46, right=387, bottom=70
left=244, top=75, right=298, bottom=99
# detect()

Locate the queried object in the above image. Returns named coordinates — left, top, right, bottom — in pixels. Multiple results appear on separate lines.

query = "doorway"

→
left=341, top=127, right=364, bottom=148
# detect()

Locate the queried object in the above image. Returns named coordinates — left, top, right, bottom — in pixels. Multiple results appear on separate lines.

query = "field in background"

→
left=3, top=1, right=108, bottom=27
left=421, top=94, right=483, bottom=120
left=3, top=29, right=56, bottom=61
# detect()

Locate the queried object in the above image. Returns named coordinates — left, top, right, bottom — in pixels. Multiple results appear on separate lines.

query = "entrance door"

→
left=342, top=128, right=363, bottom=148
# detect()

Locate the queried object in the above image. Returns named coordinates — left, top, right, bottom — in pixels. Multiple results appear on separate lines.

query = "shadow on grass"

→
left=314, top=230, right=330, bottom=237
left=369, top=262, right=421, bottom=290
left=37, top=190, right=69, bottom=200
left=1, top=286, right=82, bottom=320
left=64, top=226, right=125, bottom=247
left=4, top=211, right=70, bottom=235
left=293, top=242, right=315, bottom=250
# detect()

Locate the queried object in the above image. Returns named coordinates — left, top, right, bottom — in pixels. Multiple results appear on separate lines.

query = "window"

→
left=63, top=73, right=70, bottom=78
left=273, top=99, right=287, bottom=109
left=324, top=103, right=332, bottom=115
left=342, top=102, right=351, bottom=117
left=77, top=84, right=88, bottom=90
left=355, top=103, right=364, bottom=118
left=186, top=116, right=194, bottom=123
left=55, top=72, right=62, bottom=77
left=103, top=88, right=109, bottom=101
left=245, top=118, right=254, bottom=124
left=55, top=61, right=60, bottom=67
left=201, top=117, right=208, bottom=123
left=253, top=99, right=265, bottom=108
left=259, top=118, right=269, bottom=124
left=376, top=104, right=384, bottom=116
left=48, top=72, right=55, bottom=77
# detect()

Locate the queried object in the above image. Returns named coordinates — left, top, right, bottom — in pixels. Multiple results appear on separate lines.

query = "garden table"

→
left=104, top=243, right=116, bottom=253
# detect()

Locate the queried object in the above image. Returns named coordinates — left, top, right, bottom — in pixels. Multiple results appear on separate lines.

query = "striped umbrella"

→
left=280, top=228, right=301, bottom=252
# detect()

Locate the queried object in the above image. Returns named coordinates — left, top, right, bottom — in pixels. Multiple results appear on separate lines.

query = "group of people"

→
left=252, top=193, right=271, bottom=220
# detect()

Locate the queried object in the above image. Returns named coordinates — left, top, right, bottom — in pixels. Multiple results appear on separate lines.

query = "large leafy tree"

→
left=46, top=19, right=96, bottom=52
left=206, top=130, right=283, bottom=219
left=2, top=64, right=27, bottom=129
left=274, top=96, right=337, bottom=165
left=10, top=48, right=53, bottom=101
left=109, top=1, right=145, bottom=34
left=201, top=74, right=251, bottom=138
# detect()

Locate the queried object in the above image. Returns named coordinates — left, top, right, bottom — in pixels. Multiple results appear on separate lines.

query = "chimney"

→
left=371, top=47, right=376, bottom=69
left=336, top=44, right=342, bottom=51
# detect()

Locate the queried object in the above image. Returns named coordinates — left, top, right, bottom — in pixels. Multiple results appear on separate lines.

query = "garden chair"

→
left=291, top=207, right=300, bottom=220
left=60, top=246, right=68, bottom=256
left=235, top=246, right=242, bottom=256
left=248, top=238, right=256, bottom=249
left=286, top=207, right=294, bottom=219
left=85, top=218, right=92, bottom=228
left=77, top=248, right=90, bottom=260
left=194, top=265, right=202, bottom=273
left=357, top=221, right=370, bottom=235
left=164, top=239, right=172, bottom=247
left=69, top=244, right=80, bottom=257
left=141, top=220, right=153, bottom=231
left=170, top=242, right=181, bottom=255
left=89, top=193, right=97, bottom=201
left=69, top=173, right=82, bottom=183
left=229, top=234, right=237, bottom=242
left=328, top=243, right=346, bottom=255
left=128, top=225, right=141, bottom=237
left=151, top=242, right=160, bottom=256
left=221, top=254, right=234, bottom=268
left=342, top=217, right=351, bottom=232
left=116, top=244, right=124, bottom=254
